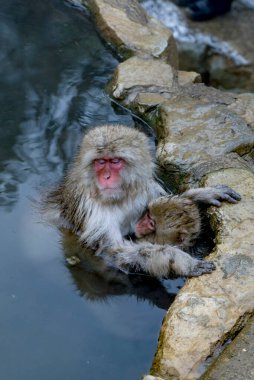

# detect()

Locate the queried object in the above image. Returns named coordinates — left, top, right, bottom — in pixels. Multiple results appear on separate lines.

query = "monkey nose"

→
left=103, top=170, right=111, bottom=180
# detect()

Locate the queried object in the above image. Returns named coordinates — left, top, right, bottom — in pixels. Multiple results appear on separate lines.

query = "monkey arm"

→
left=181, top=185, right=241, bottom=207
left=100, top=241, right=215, bottom=278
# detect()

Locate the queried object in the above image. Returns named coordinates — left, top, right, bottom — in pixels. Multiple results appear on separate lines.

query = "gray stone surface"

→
left=108, top=55, right=254, bottom=189
left=151, top=168, right=254, bottom=379
left=201, top=316, right=254, bottom=380
left=83, top=0, right=178, bottom=65
left=142, top=0, right=254, bottom=91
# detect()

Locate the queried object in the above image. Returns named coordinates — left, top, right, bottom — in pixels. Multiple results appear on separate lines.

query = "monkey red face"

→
left=94, top=157, right=125, bottom=190
left=135, top=212, right=155, bottom=238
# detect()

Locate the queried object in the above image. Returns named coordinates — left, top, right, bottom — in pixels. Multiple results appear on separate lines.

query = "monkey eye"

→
left=110, top=158, right=122, bottom=165
left=94, top=157, right=124, bottom=170
left=95, top=159, right=106, bottom=165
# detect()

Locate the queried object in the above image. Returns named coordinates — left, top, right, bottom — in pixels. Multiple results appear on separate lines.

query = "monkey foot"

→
left=188, top=260, right=216, bottom=277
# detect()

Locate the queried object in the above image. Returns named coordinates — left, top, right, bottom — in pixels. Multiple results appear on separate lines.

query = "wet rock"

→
left=228, top=93, right=254, bottom=128
left=155, top=88, right=254, bottom=189
left=108, top=56, right=204, bottom=118
left=177, top=70, right=201, bottom=86
left=151, top=168, right=254, bottom=380
left=201, top=315, right=254, bottom=380
left=108, top=56, right=254, bottom=188
left=142, top=0, right=254, bottom=91
left=108, top=56, right=177, bottom=106
left=83, top=0, right=178, bottom=66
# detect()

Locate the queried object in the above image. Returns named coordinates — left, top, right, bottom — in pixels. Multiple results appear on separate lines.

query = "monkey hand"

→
left=187, top=260, right=216, bottom=277
left=108, top=243, right=216, bottom=279
left=183, top=185, right=241, bottom=207
left=168, top=247, right=216, bottom=278
left=204, top=185, right=241, bottom=207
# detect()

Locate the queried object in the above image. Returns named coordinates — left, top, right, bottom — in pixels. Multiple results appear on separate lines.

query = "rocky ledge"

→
left=81, top=0, right=254, bottom=378
left=141, top=0, right=254, bottom=92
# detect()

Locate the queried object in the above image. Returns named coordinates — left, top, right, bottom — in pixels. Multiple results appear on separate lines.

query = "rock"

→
left=108, top=56, right=177, bottom=106
left=108, top=57, right=254, bottom=189
left=108, top=57, right=202, bottom=99
left=155, top=87, right=254, bottom=189
left=177, top=70, right=201, bottom=86
left=83, top=0, right=178, bottom=66
left=228, top=93, right=254, bottom=128
left=142, top=0, right=254, bottom=91
left=201, top=315, right=254, bottom=380
left=151, top=168, right=254, bottom=380
left=108, top=57, right=203, bottom=117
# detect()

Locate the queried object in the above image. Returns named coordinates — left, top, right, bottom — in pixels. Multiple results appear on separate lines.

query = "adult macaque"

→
left=45, top=124, right=241, bottom=278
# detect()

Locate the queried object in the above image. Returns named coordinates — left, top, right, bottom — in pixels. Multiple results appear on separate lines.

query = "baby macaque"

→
left=44, top=124, right=241, bottom=278
left=135, top=195, right=201, bottom=251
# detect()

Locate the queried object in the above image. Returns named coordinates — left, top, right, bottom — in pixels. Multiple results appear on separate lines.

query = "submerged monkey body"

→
left=47, top=179, right=155, bottom=245
left=45, top=124, right=241, bottom=278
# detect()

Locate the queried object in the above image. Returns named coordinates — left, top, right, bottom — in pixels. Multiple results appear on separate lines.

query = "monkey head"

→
left=135, top=196, right=202, bottom=248
left=71, top=124, right=156, bottom=202
left=135, top=211, right=156, bottom=238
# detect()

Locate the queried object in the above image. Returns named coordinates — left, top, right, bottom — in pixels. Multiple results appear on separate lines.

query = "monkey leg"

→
left=181, top=185, right=241, bottom=207
left=103, top=242, right=216, bottom=278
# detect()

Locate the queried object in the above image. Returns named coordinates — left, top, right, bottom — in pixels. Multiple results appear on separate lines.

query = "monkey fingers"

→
left=188, top=260, right=216, bottom=277
left=210, top=185, right=241, bottom=205
left=183, top=185, right=241, bottom=206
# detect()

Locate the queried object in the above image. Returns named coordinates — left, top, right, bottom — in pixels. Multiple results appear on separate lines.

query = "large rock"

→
left=155, top=88, right=254, bottom=189
left=108, top=55, right=201, bottom=110
left=108, top=57, right=254, bottom=189
left=151, top=168, right=254, bottom=380
left=108, top=56, right=177, bottom=105
left=201, top=315, right=254, bottom=380
left=83, top=0, right=178, bottom=66
left=142, top=0, right=254, bottom=91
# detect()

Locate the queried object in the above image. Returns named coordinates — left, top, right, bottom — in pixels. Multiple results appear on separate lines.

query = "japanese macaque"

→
left=135, top=195, right=201, bottom=250
left=136, top=183, right=243, bottom=250
left=45, top=124, right=241, bottom=278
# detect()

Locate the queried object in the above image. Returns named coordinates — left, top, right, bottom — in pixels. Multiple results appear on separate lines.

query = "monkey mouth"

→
left=99, top=187, right=124, bottom=201
left=99, top=186, right=120, bottom=191
left=97, top=181, right=122, bottom=191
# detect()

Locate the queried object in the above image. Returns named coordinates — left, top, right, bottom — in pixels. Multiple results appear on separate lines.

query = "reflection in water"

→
left=62, top=229, right=177, bottom=309
left=0, top=0, right=132, bottom=209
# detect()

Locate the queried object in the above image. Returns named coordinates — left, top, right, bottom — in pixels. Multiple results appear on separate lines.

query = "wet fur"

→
left=142, top=196, right=201, bottom=250
left=43, top=125, right=240, bottom=278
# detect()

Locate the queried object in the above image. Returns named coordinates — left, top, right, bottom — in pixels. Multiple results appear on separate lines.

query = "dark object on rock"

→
left=186, top=0, right=233, bottom=21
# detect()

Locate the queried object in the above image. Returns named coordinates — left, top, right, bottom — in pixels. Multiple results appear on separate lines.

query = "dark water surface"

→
left=0, top=1, right=183, bottom=379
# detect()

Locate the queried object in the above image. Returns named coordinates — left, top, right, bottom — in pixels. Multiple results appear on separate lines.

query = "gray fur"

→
left=44, top=125, right=240, bottom=278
